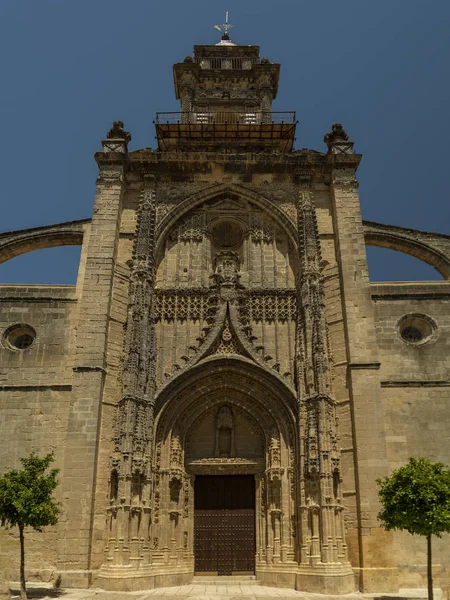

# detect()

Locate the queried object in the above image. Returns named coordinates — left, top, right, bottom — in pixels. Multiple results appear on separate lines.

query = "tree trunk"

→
left=19, top=523, right=27, bottom=600
left=427, top=533, right=433, bottom=600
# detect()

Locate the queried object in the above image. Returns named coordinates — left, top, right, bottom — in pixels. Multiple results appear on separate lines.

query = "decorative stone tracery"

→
left=100, top=180, right=351, bottom=590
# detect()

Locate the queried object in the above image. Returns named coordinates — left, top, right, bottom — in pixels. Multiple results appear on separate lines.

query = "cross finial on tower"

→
left=214, top=11, right=235, bottom=42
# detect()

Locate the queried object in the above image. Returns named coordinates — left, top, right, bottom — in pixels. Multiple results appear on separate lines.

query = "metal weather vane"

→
left=214, top=11, right=234, bottom=40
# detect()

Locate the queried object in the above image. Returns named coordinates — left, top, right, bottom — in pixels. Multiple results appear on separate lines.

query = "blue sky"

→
left=0, top=0, right=449, bottom=283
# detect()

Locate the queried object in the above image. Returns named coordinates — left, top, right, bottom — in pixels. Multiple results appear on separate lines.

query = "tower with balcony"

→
left=155, top=39, right=296, bottom=152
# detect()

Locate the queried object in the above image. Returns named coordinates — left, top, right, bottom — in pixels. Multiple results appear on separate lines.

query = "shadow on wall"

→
left=0, top=246, right=82, bottom=285
left=366, top=246, right=443, bottom=282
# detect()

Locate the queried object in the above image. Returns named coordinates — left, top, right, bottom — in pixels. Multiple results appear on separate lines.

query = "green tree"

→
left=377, top=457, right=450, bottom=600
left=0, top=453, right=60, bottom=600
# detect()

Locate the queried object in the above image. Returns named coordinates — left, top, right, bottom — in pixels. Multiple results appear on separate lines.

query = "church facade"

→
left=1, top=36, right=449, bottom=594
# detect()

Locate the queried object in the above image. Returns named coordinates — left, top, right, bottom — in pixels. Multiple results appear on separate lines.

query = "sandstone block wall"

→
left=0, top=285, right=76, bottom=580
left=372, top=281, right=450, bottom=587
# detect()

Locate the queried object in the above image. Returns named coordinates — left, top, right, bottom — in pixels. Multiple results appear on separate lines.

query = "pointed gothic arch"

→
left=155, top=354, right=298, bottom=424
left=155, top=183, right=298, bottom=256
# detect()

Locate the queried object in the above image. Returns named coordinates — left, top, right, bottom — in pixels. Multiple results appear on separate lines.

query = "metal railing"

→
left=155, top=111, right=296, bottom=125
left=195, top=56, right=259, bottom=70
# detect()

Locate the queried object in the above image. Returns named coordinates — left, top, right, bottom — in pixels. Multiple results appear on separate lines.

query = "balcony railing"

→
left=155, top=111, right=296, bottom=125
left=195, top=56, right=259, bottom=70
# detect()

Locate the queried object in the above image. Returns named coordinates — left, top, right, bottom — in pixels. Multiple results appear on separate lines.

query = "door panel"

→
left=194, top=475, right=255, bottom=575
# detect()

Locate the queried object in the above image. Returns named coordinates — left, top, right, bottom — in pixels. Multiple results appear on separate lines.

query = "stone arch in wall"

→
left=363, top=220, right=450, bottom=280
left=153, top=356, right=298, bottom=570
left=153, top=185, right=299, bottom=391
left=0, top=219, right=89, bottom=265
left=155, top=183, right=299, bottom=257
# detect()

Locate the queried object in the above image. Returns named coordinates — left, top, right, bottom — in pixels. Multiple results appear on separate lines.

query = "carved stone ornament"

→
left=324, top=123, right=348, bottom=144
left=102, top=121, right=131, bottom=154
left=324, top=122, right=354, bottom=155
left=186, top=457, right=265, bottom=475
left=211, top=250, right=241, bottom=289
left=214, top=406, right=236, bottom=458
left=154, top=289, right=216, bottom=322
left=211, top=319, right=241, bottom=356
left=248, top=214, right=277, bottom=244
left=267, top=467, right=285, bottom=482
left=131, top=457, right=147, bottom=475
left=170, top=212, right=206, bottom=243
left=238, top=289, right=296, bottom=323
left=106, top=120, right=132, bottom=142
left=170, top=433, right=182, bottom=464
left=332, top=168, right=358, bottom=187
left=269, top=428, right=282, bottom=466
left=169, top=468, right=183, bottom=484
left=98, top=168, right=123, bottom=181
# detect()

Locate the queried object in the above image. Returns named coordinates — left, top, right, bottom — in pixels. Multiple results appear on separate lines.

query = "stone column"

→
left=57, top=123, right=130, bottom=588
left=180, top=86, right=194, bottom=123
left=98, top=172, right=158, bottom=589
left=326, top=124, right=398, bottom=593
left=259, top=82, right=273, bottom=124
left=294, top=170, right=354, bottom=593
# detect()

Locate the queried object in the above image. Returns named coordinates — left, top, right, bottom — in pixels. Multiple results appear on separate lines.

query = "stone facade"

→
left=0, top=39, right=449, bottom=594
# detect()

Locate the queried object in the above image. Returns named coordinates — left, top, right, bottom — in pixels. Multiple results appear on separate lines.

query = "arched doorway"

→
left=153, top=359, right=297, bottom=577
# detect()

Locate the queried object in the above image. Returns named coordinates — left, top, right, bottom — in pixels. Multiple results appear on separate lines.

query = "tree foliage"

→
left=0, top=453, right=60, bottom=599
left=377, top=456, right=450, bottom=537
left=0, top=453, right=60, bottom=531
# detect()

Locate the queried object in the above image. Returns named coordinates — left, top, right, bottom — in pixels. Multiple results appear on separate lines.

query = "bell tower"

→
left=155, top=25, right=296, bottom=152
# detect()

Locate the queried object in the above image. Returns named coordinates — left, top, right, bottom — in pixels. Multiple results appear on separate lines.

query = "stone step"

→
left=193, top=574, right=260, bottom=585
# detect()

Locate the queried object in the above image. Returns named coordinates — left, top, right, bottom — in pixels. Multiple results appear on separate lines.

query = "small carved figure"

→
left=215, top=405, right=235, bottom=458
left=323, top=123, right=348, bottom=145
left=106, top=120, right=131, bottom=142
left=212, top=250, right=241, bottom=288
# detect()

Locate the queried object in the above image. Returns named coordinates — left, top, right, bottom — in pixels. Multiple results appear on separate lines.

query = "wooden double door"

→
left=194, top=475, right=255, bottom=575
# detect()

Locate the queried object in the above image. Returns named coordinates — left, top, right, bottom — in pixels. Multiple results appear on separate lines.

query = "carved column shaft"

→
left=107, top=174, right=157, bottom=568
left=259, top=83, right=273, bottom=123
left=180, top=86, right=194, bottom=122
left=295, top=181, right=347, bottom=565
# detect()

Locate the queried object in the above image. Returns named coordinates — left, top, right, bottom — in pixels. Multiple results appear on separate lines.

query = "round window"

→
left=211, top=220, right=244, bottom=249
left=3, top=324, right=36, bottom=351
left=397, top=314, right=437, bottom=346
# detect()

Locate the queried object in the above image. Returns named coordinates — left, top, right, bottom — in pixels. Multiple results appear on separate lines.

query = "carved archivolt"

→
left=155, top=357, right=296, bottom=447
left=152, top=376, right=295, bottom=562
left=155, top=184, right=300, bottom=257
